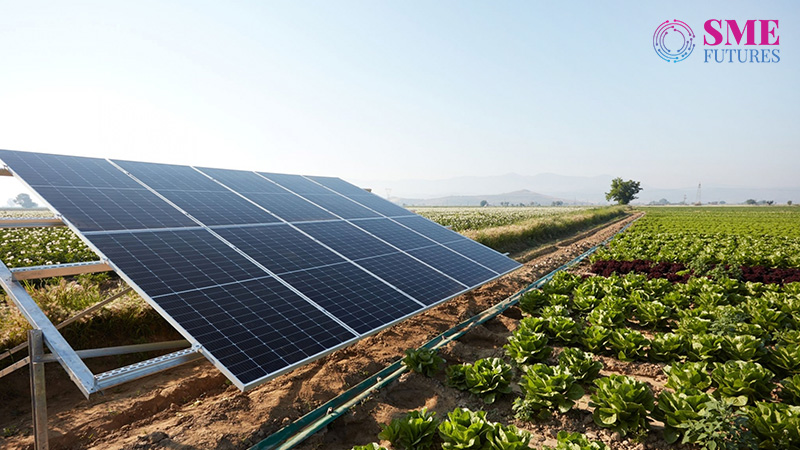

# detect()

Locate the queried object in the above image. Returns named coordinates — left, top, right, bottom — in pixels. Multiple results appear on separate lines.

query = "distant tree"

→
left=551, top=200, right=564, bottom=206
left=12, top=193, right=38, bottom=208
left=745, top=199, right=757, bottom=205
left=789, top=200, right=794, bottom=206
left=657, top=198, right=669, bottom=205
left=479, top=200, right=488, bottom=207
left=605, top=178, right=642, bottom=205
left=766, top=200, right=775, bottom=206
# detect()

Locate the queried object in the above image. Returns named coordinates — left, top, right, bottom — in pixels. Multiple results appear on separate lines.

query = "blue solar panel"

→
left=392, top=216, right=469, bottom=244
left=214, top=224, right=346, bottom=275
left=87, top=229, right=270, bottom=297
left=0, top=150, right=140, bottom=189
left=300, top=194, right=382, bottom=219
left=295, top=220, right=397, bottom=260
left=349, top=218, right=435, bottom=250
left=407, top=245, right=498, bottom=287
left=0, top=149, right=521, bottom=391
left=258, top=172, right=332, bottom=195
left=279, top=262, right=422, bottom=334
left=444, top=239, right=521, bottom=274
left=345, top=194, right=414, bottom=217
left=155, top=277, right=355, bottom=384
left=355, top=253, right=467, bottom=305
left=33, top=187, right=198, bottom=232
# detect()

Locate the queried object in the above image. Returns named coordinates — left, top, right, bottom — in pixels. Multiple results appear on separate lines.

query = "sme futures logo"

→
left=654, top=19, right=780, bottom=63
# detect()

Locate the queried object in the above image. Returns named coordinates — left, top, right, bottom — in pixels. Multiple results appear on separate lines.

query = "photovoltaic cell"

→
left=355, top=253, right=467, bottom=305
left=87, top=229, right=269, bottom=297
left=407, top=245, right=499, bottom=287
left=214, top=224, right=346, bottom=275
left=444, top=239, right=521, bottom=274
left=349, top=218, right=435, bottom=250
left=295, top=220, right=397, bottom=261
left=392, top=216, right=469, bottom=244
left=279, top=263, right=422, bottom=334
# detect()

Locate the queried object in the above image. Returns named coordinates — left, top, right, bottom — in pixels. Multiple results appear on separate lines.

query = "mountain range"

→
left=351, top=173, right=799, bottom=205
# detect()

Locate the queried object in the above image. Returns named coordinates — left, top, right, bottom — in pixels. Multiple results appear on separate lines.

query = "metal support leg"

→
left=29, top=329, right=48, bottom=450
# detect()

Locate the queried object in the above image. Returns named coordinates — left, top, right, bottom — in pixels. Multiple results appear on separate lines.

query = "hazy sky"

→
left=1, top=1, right=798, bottom=203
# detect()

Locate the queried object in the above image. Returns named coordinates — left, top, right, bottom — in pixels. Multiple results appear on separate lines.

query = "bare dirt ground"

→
left=0, top=213, right=649, bottom=450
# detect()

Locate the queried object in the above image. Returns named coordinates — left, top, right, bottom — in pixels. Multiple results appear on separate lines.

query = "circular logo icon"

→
left=653, top=20, right=695, bottom=62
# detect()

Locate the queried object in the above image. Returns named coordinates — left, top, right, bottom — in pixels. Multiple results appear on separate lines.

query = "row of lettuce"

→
left=350, top=207, right=800, bottom=450
left=353, top=271, right=800, bottom=450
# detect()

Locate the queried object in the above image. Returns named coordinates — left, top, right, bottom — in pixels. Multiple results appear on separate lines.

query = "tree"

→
left=745, top=199, right=757, bottom=205
left=605, top=178, right=642, bottom=205
left=789, top=200, right=793, bottom=206
left=12, top=193, right=38, bottom=208
left=479, top=200, right=488, bottom=207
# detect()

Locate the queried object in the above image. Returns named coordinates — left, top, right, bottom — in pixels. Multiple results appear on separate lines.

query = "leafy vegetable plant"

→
left=711, top=360, right=776, bottom=406
left=746, top=402, right=800, bottom=450
left=546, top=316, right=581, bottom=344
left=513, top=363, right=584, bottom=420
left=608, top=328, right=649, bottom=362
left=780, top=374, right=800, bottom=405
left=378, top=408, right=439, bottom=450
left=655, top=388, right=711, bottom=444
left=446, top=358, right=513, bottom=404
left=680, top=397, right=758, bottom=450
left=589, top=375, right=654, bottom=437
left=635, top=300, right=673, bottom=329
left=542, top=431, right=611, bottom=450
left=557, top=348, right=603, bottom=384
left=768, top=344, right=800, bottom=376
left=580, top=325, right=611, bottom=354
left=351, top=444, right=387, bottom=450
left=403, top=348, right=445, bottom=377
left=437, top=408, right=492, bottom=450
left=720, top=335, right=767, bottom=362
left=664, top=361, right=712, bottom=391
left=648, top=332, right=686, bottom=363
left=503, top=329, right=551, bottom=366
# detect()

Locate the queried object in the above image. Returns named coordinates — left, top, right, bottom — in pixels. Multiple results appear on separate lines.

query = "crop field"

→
left=344, top=207, right=800, bottom=450
left=412, top=206, right=595, bottom=232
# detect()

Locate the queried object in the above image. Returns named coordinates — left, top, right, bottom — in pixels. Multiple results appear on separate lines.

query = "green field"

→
left=594, top=206, right=800, bottom=268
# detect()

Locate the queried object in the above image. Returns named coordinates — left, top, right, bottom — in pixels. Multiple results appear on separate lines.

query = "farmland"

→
left=412, top=206, right=597, bottom=232
left=3, top=206, right=800, bottom=449
left=336, top=207, right=800, bottom=450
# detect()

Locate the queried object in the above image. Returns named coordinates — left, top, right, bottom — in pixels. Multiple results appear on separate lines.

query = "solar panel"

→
left=0, top=149, right=522, bottom=390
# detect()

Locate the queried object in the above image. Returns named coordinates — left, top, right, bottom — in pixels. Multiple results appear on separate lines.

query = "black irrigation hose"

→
left=250, top=217, right=638, bottom=450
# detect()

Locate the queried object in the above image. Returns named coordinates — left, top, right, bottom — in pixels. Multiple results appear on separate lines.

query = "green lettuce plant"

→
left=721, top=335, right=767, bottom=362
left=711, top=360, right=776, bottom=406
left=635, top=300, right=673, bottom=329
left=378, top=408, right=439, bottom=450
left=768, top=344, right=800, bottom=376
left=589, top=375, right=654, bottom=437
left=503, top=329, right=551, bottom=366
left=780, top=374, right=800, bottom=405
left=403, top=348, right=445, bottom=377
left=664, top=361, right=712, bottom=391
left=746, top=402, right=800, bottom=450
left=542, top=431, right=611, bottom=450
left=558, top=348, right=603, bottom=384
left=655, top=388, right=711, bottom=444
left=437, top=408, right=492, bottom=450
left=513, top=363, right=584, bottom=420
left=580, top=325, right=611, bottom=354
left=446, top=358, right=513, bottom=404
left=608, top=328, right=649, bottom=362
left=648, top=332, right=686, bottom=363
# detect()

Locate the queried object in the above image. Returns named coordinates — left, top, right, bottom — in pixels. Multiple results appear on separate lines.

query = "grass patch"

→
left=463, top=206, right=628, bottom=254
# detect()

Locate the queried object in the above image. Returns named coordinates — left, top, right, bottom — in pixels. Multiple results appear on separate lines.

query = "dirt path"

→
left=0, top=213, right=641, bottom=450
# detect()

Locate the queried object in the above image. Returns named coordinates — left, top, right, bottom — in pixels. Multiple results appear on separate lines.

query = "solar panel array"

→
left=0, top=149, right=521, bottom=389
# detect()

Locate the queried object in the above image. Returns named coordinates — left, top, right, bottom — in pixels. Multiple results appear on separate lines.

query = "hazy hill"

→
left=391, top=189, right=581, bottom=207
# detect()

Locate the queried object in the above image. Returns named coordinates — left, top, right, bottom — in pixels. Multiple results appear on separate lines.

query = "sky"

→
left=1, top=1, right=798, bottom=204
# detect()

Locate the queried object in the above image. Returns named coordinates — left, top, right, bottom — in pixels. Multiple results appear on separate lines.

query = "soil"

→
left=0, top=213, right=665, bottom=450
